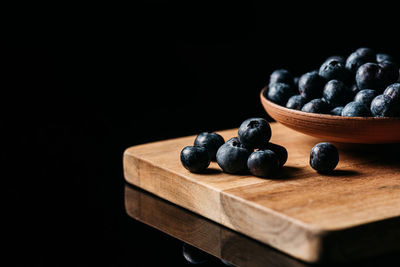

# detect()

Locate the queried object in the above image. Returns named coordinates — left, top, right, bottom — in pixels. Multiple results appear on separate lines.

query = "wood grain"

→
left=123, top=123, right=400, bottom=263
left=125, top=184, right=309, bottom=267
left=260, top=87, right=400, bottom=144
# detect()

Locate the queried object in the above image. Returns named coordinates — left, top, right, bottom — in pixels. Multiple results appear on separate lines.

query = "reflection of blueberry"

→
left=238, top=118, right=271, bottom=148
left=286, top=94, right=307, bottom=110
left=330, top=106, right=344, bottom=116
left=323, top=79, right=352, bottom=106
left=341, top=101, right=372, bottom=117
left=379, top=61, right=399, bottom=88
left=216, top=137, right=252, bottom=174
left=319, top=57, right=349, bottom=82
left=182, top=243, right=210, bottom=265
left=376, top=53, right=395, bottom=63
left=301, top=98, right=331, bottom=114
left=383, top=83, right=400, bottom=103
left=269, top=69, right=294, bottom=86
left=221, top=259, right=234, bottom=266
left=266, top=82, right=295, bottom=105
left=194, top=132, right=225, bottom=161
left=259, top=142, right=288, bottom=167
left=247, top=150, right=279, bottom=178
left=370, top=94, right=400, bottom=117
left=353, top=89, right=378, bottom=107
left=298, top=71, right=326, bottom=100
left=355, top=63, right=383, bottom=90
left=180, top=146, right=210, bottom=173
left=310, top=142, right=339, bottom=173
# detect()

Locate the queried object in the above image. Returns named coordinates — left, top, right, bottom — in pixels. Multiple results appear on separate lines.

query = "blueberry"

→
left=355, top=63, right=384, bottom=90
left=383, top=83, right=400, bottom=103
left=238, top=118, right=271, bottom=148
left=216, top=137, right=252, bottom=174
left=180, top=146, right=210, bottom=173
left=376, top=53, right=395, bottom=63
left=247, top=150, right=279, bottom=178
left=194, top=132, right=225, bottom=161
left=319, top=57, right=349, bottom=82
left=301, top=98, right=331, bottom=114
left=259, top=142, right=288, bottom=167
left=322, top=79, right=352, bottom=106
left=326, top=55, right=346, bottom=64
left=310, top=142, right=339, bottom=173
left=330, top=106, right=344, bottom=116
left=370, top=94, right=400, bottom=117
left=341, top=101, right=372, bottom=117
left=353, top=89, right=378, bottom=107
left=286, top=94, right=307, bottom=110
left=269, top=69, right=294, bottom=86
left=266, top=82, right=295, bottom=105
left=345, top=47, right=375, bottom=73
left=182, top=243, right=209, bottom=265
left=298, top=71, right=326, bottom=100
left=355, top=47, right=376, bottom=58
left=379, top=61, right=399, bottom=88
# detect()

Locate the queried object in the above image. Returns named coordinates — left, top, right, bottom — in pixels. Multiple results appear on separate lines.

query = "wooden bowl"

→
left=260, top=87, right=400, bottom=144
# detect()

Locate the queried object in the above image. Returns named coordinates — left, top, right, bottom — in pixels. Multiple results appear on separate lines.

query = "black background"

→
left=3, top=2, right=400, bottom=266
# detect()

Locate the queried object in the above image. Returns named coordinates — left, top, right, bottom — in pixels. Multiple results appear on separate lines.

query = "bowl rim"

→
left=260, top=87, right=400, bottom=121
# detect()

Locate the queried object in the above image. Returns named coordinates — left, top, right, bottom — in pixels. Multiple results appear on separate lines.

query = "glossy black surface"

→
left=4, top=2, right=400, bottom=266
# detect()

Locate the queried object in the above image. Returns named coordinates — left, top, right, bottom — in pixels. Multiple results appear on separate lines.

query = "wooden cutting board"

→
left=123, top=123, right=400, bottom=263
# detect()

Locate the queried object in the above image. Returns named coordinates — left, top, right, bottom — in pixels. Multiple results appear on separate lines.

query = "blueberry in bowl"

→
left=370, top=94, right=400, bottom=117
left=353, top=89, right=378, bottom=107
left=323, top=79, right=353, bottom=107
left=319, top=57, right=350, bottom=83
left=383, top=83, right=400, bottom=103
left=269, top=69, right=294, bottom=86
left=261, top=87, right=400, bottom=143
left=260, top=48, right=400, bottom=144
left=301, top=98, right=331, bottom=114
left=286, top=94, right=307, bottom=110
left=341, top=101, right=372, bottom=117
left=265, top=82, right=295, bottom=105
left=298, top=71, right=326, bottom=100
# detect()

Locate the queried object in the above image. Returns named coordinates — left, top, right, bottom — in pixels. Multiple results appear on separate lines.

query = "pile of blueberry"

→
left=264, top=48, right=400, bottom=117
left=180, top=118, right=288, bottom=178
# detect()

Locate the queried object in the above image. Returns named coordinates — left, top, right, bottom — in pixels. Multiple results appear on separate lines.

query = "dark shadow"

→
left=267, top=166, right=304, bottom=180
left=318, top=169, right=360, bottom=177
left=201, top=168, right=222, bottom=175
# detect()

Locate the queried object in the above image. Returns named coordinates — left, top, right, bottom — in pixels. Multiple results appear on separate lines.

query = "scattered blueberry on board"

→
left=265, top=47, right=400, bottom=117
left=216, top=137, right=252, bottom=174
left=238, top=118, right=271, bottom=149
left=180, top=118, right=288, bottom=178
left=180, top=118, right=344, bottom=177
left=180, top=146, right=210, bottom=173
left=194, top=132, right=225, bottom=161
left=309, top=142, right=339, bottom=173
left=247, top=150, right=279, bottom=178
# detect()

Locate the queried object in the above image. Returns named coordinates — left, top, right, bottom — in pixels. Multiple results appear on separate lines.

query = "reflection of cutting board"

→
left=123, top=123, right=400, bottom=263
